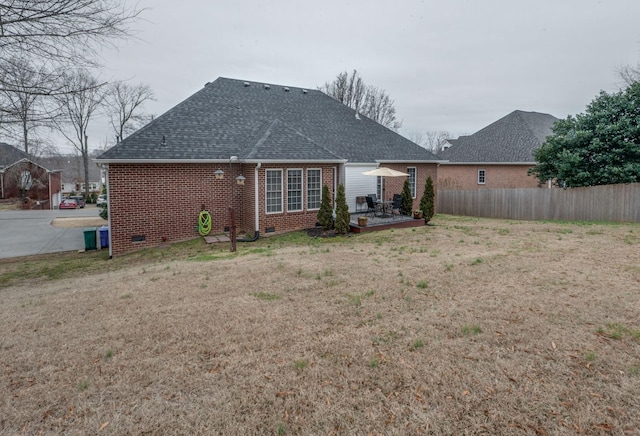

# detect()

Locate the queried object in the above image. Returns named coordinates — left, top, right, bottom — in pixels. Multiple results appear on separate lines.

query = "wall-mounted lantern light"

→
left=235, top=174, right=246, bottom=185
left=214, top=168, right=225, bottom=180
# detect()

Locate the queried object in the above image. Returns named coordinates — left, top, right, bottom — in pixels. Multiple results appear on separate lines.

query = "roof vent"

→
left=243, top=81, right=250, bottom=87
left=204, top=82, right=211, bottom=87
left=302, top=89, right=308, bottom=94
left=264, top=84, right=271, bottom=90
left=283, top=87, right=290, bottom=92
left=161, top=135, right=167, bottom=146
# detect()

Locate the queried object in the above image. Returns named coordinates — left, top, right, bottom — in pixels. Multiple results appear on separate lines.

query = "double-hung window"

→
left=307, top=169, right=322, bottom=210
left=266, top=169, right=283, bottom=213
left=287, top=169, right=303, bottom=212
left=407, top=167, right=416, bottom=198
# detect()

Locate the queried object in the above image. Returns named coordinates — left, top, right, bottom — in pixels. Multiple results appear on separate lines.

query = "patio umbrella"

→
left=361, top=167, right=409, bottom=177
left=362, top=167, right=409, bottom=201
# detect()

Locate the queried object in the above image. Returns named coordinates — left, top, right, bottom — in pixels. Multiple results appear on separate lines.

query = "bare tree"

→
left=407, top=130, right=451, bottom=154
left=320, top=70, right=402, bottom=131
left=54, top=70, right=105, bottom=199
left=423, top=130, right=451, bottom=154
left=0, top=1, right=141, bottom=69
left=104, top=81, right=155, bottom=142
left=0, top=0, right=142, bottom=133
left=617, top=63, right=640, bottom=87
left=0, top=57, right=62, bottom=154
left=406, top=131, right=425, bottom=146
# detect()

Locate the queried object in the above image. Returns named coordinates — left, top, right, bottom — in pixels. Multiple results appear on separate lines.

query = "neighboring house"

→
left=40, top=154, right=104, bottom=195
left=0, top=142, right=62, bottom=209
left=96, top=77, right=442, bottom=256
left=438, top=110, right=558, bottom=190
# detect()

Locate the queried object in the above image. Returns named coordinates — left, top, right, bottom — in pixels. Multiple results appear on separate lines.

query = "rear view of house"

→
left=96, top=77, right=442, bottom=256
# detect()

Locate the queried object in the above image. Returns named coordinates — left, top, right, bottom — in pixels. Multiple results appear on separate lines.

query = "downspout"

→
left=237, top=162, right=260, bottom=242
left=106, top=166, right=112, bottom=259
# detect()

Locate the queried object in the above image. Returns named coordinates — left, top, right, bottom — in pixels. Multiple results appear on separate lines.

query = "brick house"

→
left=95, top=77, right=442, bottom=257
left=0, top=142, right=62, bottom=209
left=438, top=110, right=558, bottom=190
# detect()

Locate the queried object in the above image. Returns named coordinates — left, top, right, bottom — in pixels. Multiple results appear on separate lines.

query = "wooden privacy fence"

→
left=438, top=183, right=640, bottom=223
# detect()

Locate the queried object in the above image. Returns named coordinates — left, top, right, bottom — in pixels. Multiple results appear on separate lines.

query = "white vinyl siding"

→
left=344, top=164, right=377, bottom=212
left=266, top=169, right=283, bottom=213
left=287, top=169, right=303, bottom=212
left=307, top=169, right=322, bottom=210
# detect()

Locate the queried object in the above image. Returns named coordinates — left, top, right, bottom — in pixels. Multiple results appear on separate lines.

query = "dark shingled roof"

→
left=0, top=142, right=51, bottom=170
left=97, top=77, right=441, bottom=163
left=0, top=142, right=32, bottom=167
left=440, top=110, right=558, bottom=163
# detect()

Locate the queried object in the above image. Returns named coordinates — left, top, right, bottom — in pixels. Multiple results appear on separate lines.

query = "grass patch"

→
left=470, top=257, right=483, bottom=266
left=78, top=380, right=89, bottom=391
left=599, top=323, right=640, bottom=340
left=253, top=292, right=281, bottom=301
left=277, top=422, right=287, bottom=435
left=462, top=325, right=482, bottom=336
left=410, top=338, right=424, bottom=350
left=294, top=359, right=308, bottom=371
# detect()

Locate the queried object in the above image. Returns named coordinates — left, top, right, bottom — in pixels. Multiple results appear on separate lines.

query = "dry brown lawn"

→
left=51, top=217, right=108, bottom=228
left=1, top=216, right=639, bottom=435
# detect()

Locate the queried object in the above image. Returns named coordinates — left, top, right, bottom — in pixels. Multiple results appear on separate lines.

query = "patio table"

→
left=377, top=200, right=393, bottom=217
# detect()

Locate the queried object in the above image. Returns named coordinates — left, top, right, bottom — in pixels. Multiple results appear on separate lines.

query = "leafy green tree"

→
left=529, top=82, right=640, bottom=187
left=419, top=175, right=435, bottom=223
left=334, top=183, right=350, bottom=235
left=317, top=184, right=334, bottom=230
left=400, top=179, right=413, bottom=216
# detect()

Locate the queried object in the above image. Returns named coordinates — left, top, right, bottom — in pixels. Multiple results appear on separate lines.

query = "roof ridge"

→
left=245, top=118, right=342, bottom=160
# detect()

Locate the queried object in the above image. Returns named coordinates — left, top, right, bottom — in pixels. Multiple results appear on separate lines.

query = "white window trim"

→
left=265, top=169, right=283, bottom=214
left=306, top=168, right=322, bottom=211
left=287, top=168, right=303, bottom=212
left=407, top=167, right=417, bottom=198
left=478, top=169, right=486, bottom=185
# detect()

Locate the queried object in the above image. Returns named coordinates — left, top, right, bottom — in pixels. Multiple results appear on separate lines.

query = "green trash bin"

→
left=83, top=227, right=97, bottom=251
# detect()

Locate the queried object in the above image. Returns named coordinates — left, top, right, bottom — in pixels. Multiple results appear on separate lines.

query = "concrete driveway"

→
left=0, top=206, right=103, bottom=259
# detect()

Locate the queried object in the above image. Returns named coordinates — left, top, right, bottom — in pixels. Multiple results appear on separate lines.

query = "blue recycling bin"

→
left=99, top=225, right=109, bottom=248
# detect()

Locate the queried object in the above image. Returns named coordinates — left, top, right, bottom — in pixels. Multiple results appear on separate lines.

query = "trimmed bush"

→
left=419, top=175, right=435, bottom=223
left=317, top=184, right=334, bottom=230
left=334, top=183, right=350, bottom=235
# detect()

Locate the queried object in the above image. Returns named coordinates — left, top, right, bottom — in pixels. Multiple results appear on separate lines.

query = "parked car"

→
left=59, top=199, right=78, bottom=209
left=70, top=195, right=85, bottom=208
left=96, top=194, right=107, bottom=206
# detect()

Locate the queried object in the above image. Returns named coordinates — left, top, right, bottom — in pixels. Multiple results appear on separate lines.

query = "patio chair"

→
left=365, top=195, right=381, bottom=217
left=391, top=194, right=402, bottom=218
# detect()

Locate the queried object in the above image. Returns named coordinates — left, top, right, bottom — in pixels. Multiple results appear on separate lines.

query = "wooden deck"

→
left=349, top=213, right=425, bottom=233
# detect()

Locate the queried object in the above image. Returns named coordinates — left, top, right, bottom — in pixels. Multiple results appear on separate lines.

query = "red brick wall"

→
left=379, top=163, right=439, bottom=211
left=438, top=164, right=542, bottom=190
left=1, top=162, right=53, bottom=205
left=107, top=162, right=338, bottom=256
left=257, top=163, right=337, bottom=235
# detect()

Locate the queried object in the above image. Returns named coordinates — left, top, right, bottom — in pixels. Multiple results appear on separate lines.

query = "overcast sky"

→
left=78, top=0, right=640, bottom=153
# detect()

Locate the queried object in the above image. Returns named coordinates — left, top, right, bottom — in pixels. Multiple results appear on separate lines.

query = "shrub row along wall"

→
left=438, top=183, right=640, bottom=223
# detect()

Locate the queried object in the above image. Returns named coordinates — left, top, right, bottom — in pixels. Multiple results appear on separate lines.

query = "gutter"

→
left=94, top=158, right=347, bottom=165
